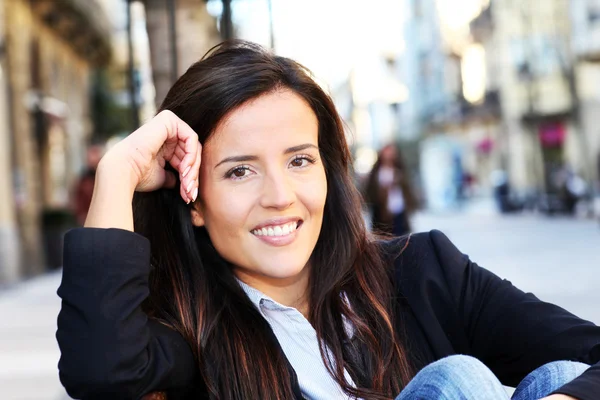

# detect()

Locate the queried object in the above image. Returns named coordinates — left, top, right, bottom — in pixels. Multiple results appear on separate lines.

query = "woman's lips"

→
left=251, top=220, right=303, bottom=247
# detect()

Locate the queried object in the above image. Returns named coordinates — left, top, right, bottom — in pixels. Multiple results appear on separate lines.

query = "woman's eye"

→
left=233, top=168, right=246, bottom=177
left=290, top=158, right=305, bottom=167
left=290, top=156, right=315, bottom=168
left=227, top=166, right=251, bottom=179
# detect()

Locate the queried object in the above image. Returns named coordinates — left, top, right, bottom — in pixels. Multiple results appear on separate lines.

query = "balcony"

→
left=30, top=0, right=112, bottom=65
left=459, top=89, right=502, bottom=121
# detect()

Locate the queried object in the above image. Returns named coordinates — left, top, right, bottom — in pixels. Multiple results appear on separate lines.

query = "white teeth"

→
left=252, top=222, right=299, bottom=237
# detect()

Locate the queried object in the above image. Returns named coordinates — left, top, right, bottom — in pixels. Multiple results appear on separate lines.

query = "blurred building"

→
left=0, top=0, right=111, bottom=283
left=398, top=0, right=499, bottom=209
left=98, top=0, right=156, bottom=125
left=399, top=0, right=460, bottom=141
left=488, top=0, right=575, bottom=195
left=415, top=0, right=600, bottom=205
left=445, top=2, right=503, bottom=198
left=142, top=0, right=219, bottom=107
left=460, top=0, right=599, bottom=197
left=571, top=0, right=600, bottom=188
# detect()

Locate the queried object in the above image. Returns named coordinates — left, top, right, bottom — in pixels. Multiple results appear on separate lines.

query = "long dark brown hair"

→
left=133, top=41, right=413, bottom=399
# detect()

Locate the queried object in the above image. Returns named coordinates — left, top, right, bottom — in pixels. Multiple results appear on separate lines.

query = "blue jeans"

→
left=395, top=355, right=589, bottom=400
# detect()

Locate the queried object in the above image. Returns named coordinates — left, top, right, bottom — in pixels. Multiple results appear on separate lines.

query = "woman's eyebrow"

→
left=215, top=155, right=258, bottom=169
left=284, top=143, right=318, bottom=154
left=215, top=143, right=318, bottom=169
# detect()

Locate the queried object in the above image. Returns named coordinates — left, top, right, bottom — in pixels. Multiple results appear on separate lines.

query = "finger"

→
left=173, top=145, right=186, bottom=162
left=179, top=135, right=198, bottom=180
left=158, top=110, right=198, bottom=178
left=173, top=115, right=199, bottom=178
left=156, top=110, right=198, bottom=203
left=179, top=142, right=201, bottom=202
left=189, top=143, right=202, bottom=202
left=180, top=139, right=201, bottom=199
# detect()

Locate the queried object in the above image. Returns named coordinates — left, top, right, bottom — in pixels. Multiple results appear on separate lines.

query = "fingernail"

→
left=186, top=197, right=190, bottom=204
left=186, top=181, right=194, bottom=193
left=183, top=166, right=191, bottom=178
left=192, top=187, right=198, bottom=202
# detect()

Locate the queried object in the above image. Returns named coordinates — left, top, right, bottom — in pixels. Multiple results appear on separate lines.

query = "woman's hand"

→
left=540, top=395, right=577, bottom=400
left=106, top=109, right=201, bottom=203
left=85, top=110, right=201, bottom=231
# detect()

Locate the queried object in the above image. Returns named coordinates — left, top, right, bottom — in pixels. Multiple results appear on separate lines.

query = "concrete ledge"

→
left=0, top=225, right=20, bottom=284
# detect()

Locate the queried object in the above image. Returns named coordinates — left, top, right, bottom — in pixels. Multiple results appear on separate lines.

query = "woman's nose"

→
left=259, top=172, right=295, bottom=210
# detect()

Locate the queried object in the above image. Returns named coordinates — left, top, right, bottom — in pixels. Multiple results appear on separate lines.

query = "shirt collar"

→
left=236, top=278, right=355, bottom=338
left=236, top=278, right=293, bottom=312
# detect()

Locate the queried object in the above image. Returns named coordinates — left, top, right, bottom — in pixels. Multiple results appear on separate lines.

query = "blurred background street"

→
left=0, top=0, right=598, bottom=399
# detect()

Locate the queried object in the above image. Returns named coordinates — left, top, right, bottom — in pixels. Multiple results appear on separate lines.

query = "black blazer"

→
left=56, top=228, right=600, bottom=400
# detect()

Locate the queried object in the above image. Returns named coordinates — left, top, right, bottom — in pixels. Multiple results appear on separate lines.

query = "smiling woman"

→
left=190, top=90, right=327, bottom=307
left=56, top=41, right=600, bottom=400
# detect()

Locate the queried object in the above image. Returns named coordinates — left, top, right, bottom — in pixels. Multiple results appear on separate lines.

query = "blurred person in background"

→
left=56, top=42, right=600, bottom=400
left=562, top=168, right=588, bottom=215
left=71, top=142, right=104, bottom=225
left=491, top=169, right=520, bottom=213
left=364, top=143, right=418, bottom=236
left=551, top=164, right=588, bottom=216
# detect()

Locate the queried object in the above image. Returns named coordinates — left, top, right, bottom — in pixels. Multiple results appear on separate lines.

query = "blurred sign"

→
left=538, top=122, right=565, bottom=148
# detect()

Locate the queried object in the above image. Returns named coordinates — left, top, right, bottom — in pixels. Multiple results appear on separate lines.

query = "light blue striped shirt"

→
left=237, top=280, right=358, bottom=399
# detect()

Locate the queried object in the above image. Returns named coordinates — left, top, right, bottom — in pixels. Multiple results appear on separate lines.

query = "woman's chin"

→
left=261, top=264, right=307, bottom=281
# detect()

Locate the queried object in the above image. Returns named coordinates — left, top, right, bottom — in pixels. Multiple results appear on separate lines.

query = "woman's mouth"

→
left=251, top=221, right=299, bottom=237
left=250, top=220, right=303, bottom=246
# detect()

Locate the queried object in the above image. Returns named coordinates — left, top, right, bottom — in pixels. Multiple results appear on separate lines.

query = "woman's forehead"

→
left=204, top=91, right=319, bottom=157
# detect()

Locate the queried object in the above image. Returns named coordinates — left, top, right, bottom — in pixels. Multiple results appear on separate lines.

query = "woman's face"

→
left=380, top=145, right=397, bottom=166
left=192, top=89, right=327, bottom=294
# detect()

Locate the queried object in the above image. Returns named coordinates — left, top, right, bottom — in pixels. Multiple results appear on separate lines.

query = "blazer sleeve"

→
left=56, top=228, right=197, bottom=400
left=428, top=230, right=600, bottom=400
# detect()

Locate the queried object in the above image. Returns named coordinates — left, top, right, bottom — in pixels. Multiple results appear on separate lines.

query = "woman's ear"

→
left=190, top=203, right=205, bottom=227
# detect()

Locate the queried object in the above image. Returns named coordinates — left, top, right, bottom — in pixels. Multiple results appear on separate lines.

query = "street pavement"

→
left=412, top=201, right=600, bottom=325
left=0, top=270, right=67, bottom=400
left=0, top=202, right=598, bottom=399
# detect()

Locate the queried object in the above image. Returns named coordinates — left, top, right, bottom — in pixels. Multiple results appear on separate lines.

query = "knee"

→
left=513, top=360, right=590, bottom=400
left=421, top=355, right=493, bottom=381
left=396, top=355, right=506, bottom=400
left=428, top=355, right=486, bottom=371
left=531, top=360, right=589, bottom=383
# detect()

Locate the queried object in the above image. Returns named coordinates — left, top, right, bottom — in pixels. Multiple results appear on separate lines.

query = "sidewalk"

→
left=0, top=270, right=70, bottom=400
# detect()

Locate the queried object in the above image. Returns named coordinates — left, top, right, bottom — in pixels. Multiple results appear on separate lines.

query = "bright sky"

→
left=207, top=0, right=488, bottom=104
left=224, top=0, right=406, bottom=89
left=436, top=0, right=490, bottom=30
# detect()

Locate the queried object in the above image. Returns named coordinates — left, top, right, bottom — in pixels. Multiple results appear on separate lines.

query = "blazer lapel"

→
left=263, top=321, right=305, bottom=399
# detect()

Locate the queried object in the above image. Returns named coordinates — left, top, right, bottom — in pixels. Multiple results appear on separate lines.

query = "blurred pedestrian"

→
left=364, top=143, right=417, bottom=236
left=71, top=143, right=104, bottom=225
left=558, top=165, right=587, bottom=215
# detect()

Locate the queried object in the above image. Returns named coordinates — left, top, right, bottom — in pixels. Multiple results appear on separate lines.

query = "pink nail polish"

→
left=186, top=181, right=194, bottom=193
left=183, top=166, right=191, bottom=177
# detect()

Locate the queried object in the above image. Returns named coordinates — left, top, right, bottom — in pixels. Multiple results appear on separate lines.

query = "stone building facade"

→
left=0, top=0, right=111, bottom=282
